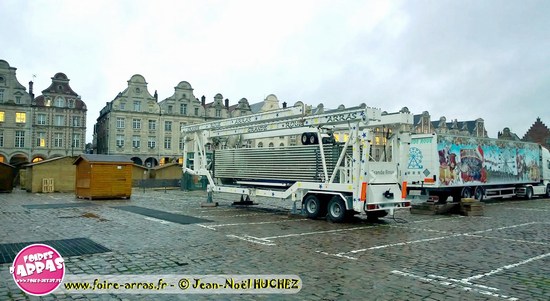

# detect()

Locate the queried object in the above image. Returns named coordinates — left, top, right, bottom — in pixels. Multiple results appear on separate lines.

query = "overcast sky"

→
left=2, top=0, right=549, bottom=143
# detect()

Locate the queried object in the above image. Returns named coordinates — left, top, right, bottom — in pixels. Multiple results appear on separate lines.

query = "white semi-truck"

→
left=404, top=133, right=550, bottom=202
left=182, top=103, right=414, bottom=222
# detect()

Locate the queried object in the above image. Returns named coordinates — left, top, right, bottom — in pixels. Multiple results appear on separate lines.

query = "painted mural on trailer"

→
left=437, top=136, right=541, bottom=186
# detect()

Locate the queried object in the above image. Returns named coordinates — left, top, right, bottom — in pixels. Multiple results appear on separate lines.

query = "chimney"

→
left=225, top=98, right=229, bottom=109
left=201, top=95, right=206, bottom=106
left=282, top=101, right=287, bottom=108
left=29, top=81, right=34, bottom=100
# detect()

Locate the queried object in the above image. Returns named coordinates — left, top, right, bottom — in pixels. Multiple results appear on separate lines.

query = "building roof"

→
left=413, top=113, right=481, bottom=135
left=73, top=154, right=133, bottom=165
left=249, top=101, right=265, bottom=114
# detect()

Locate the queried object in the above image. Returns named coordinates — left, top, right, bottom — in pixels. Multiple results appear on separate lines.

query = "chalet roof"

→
left=0, top=161, right=16, bottom=169
left=24, top=156, right=76, bottom=167
left=152, top=163, right=182, bottom=170
left=73, top=154, right=133, bottom=165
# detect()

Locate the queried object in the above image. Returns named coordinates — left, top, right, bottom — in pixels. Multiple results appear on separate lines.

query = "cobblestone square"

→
left=1, top=189, right=549, bottom=300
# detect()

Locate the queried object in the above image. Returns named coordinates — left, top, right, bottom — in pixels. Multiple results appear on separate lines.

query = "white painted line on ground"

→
left=427, top=274, right=498, bottom=291
left=143, top=216, right=172, bottom=225
left=462, top=252, right=550, bottom=282
left=196, top=224, right=216, bottom=230
left=390, top=225, right=451, bottom=234
left=330, top=222, right=539, bottom=258
left=470, top=222, right=537, bottom=234
left=205, top=219, right=308, bottom=228
left=464, top=234, right=550, bottom=246
left=261, top=217, right=462, bottom=241
left=350, top=234, right=464, bottom=253
left=226, top=235, right=276, bottom=246
left=262, top=225, right=378, bottom=240
left=391, top=270, right=518, bottom=301
left=315, top=250, right=358, bottom=260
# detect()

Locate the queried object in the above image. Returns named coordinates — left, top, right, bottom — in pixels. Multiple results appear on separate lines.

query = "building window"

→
left=134, top=101, right=141, bottom=112
left=54, top=115, right=64, bottom=126
left=72, top=133, right=81, bottom=148
left=120, top=102, right=126, bottom=110
left=132, top=118, right=141, bottom=130
left=37, top=114, right=46, bottom=125
left=280, top=143, right=284, bottom=147
left=181, top=104, right=187, bottom=115
left=15, top=131, right=25, bottom=148
left=72, top=116, right=80, bottom=127
left=215, top=109, right=221, bottom=117
left=269, top=142, right=274, bottom=148
left=195, top=108, right=199, bottom=116
left=0, top=90, right=3, bottom=102
left=68, top=99, right=75, bottom=108
left=16, top=112, right=26, bottom=123
left=179, top=137, right=185, bottom=150
left=132, top=136, right=140, bottom=148
left=148, top=138, right=156, bottom=148
left=165, top=121, right=172, bottom=131
left=148, top=120, right=156, bottom=130
left=0, top=111, right=4, bottom=122
left=36, top=132, right=46, bottom=147
left=54, top=133, right=63, bottom=147
left=245, top=140, right=251, bottom=148
left=164, top=137, right=172, bottom=149
left=168, top=105, right=173, bottom=113
left=257, top=142, right=263, bottom=148
left=0, top=130, right=3, bottom=147
left=15, top=96, right=21, bottom=104
left=116, top=117, right=125, bottom=129
left=54, top=97, right=65, bottom=107
left=116, top=135, right=124, bottom=147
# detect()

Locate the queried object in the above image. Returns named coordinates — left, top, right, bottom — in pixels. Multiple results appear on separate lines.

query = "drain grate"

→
left=0, top=238, right=111, bottom=264
left=22, top=203, right=96, bottom=209
left=113, top=206, right=212, bottom=224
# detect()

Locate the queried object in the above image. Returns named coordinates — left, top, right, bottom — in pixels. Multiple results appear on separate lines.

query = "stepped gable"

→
left=522, top=117, right=550, bottom=149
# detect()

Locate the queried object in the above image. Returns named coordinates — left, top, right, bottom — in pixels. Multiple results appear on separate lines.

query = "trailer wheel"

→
left=301, top=133, right=311, bottom=145
left=309, top=133, right=319, bottom=145
left=304, top=195, right=322, bottom=219
left=461, top=187, right=473, bottom=200
left=546, top=185, right=550, bottom=198
left=327, top=196, right=346, bottom=223
left=525, top=187, right=533, bottom=200
left=474, top=187, right=485, bottom=201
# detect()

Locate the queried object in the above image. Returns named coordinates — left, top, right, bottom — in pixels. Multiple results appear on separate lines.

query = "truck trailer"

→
left=404, top=133, right=550, bottom=202
left=182, top=103, right=414, bottom=222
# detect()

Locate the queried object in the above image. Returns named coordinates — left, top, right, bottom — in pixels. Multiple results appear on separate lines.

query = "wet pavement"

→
left=1, top=188, right=549, bottom=300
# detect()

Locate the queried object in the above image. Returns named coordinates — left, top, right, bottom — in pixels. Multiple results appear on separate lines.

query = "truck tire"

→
left=301, top=133, right=310, bottom=145
left=474, top=187, right=485, bottom=201
left=327, top=196, right=346, bottom=223
left=546, top=185, right=550, bottom=198
left=304, top=195, right=322, bottom=219
left=461, top=187, right=473, bottom=200
left=525, top=187, right=533, bottom=200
